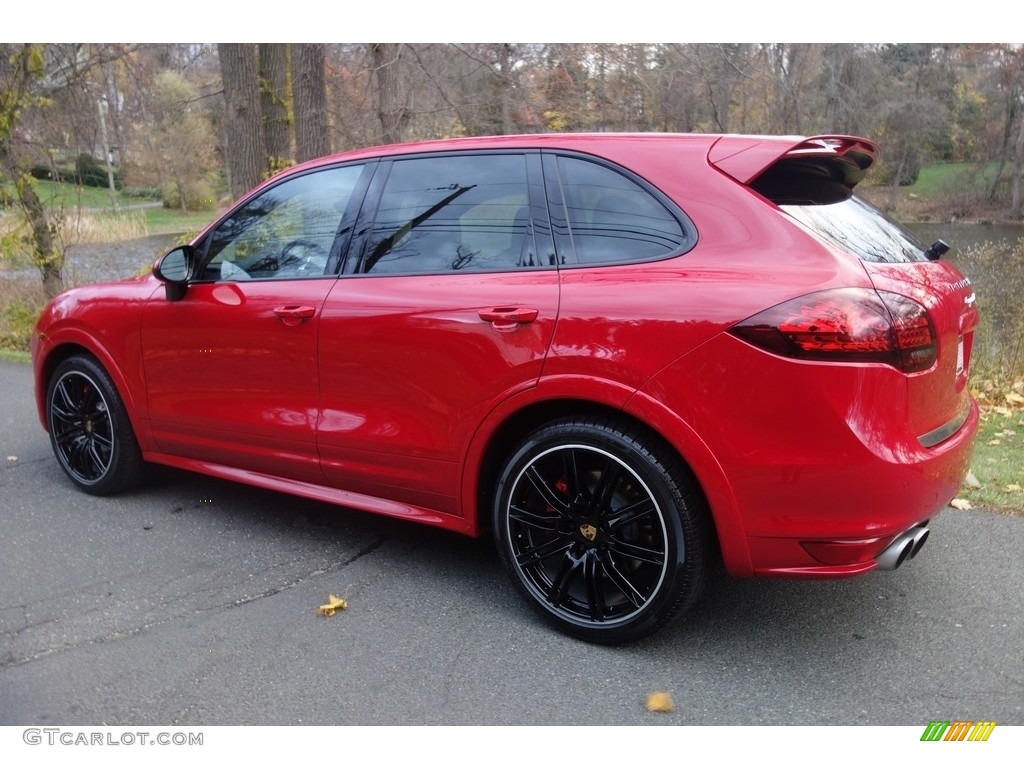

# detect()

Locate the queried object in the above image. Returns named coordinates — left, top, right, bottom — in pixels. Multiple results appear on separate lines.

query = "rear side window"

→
left=361, top=154, right=535, bottom=274
left=554, top=156, right=688, bottom=265
left=782, top=196, right=930, bottom=264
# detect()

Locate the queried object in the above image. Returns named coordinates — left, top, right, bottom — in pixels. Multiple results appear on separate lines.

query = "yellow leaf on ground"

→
left=317, top=594, right=348, bottom=617
left=645, top=691, right=675, bottom=713
left=1005, top=392, right=1024, bottom=404
left=5, top=456, right=16, bottom=462
left=950, top=498, right=973, bottom=510
left=1005, top=484, right=1022, bottom=493
left=987, top=439, right=1002, bottom=446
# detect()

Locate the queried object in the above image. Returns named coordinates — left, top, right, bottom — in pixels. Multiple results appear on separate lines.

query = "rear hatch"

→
left=712, top=134, right=979, bottom=446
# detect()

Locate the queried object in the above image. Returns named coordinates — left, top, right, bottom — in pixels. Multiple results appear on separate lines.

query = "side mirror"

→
left=153, top=246, right=195, bottom=302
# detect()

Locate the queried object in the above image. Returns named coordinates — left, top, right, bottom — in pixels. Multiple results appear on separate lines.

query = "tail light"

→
left=730, top=288, right=937, bottom=373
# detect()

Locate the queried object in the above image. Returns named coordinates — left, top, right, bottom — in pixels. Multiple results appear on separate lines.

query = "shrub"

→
left=74, top=153, right=123, bottom=190
left=161, top=179, right=217, bottom=212
left=961, top=237, right=1024, bottom=383
left=0, top=281, right=46, bottom=353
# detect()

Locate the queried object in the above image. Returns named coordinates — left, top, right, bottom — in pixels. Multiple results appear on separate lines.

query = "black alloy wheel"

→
left=46, top=355, right=143, bottom=495
left=493, top=416, right=708, bottom=644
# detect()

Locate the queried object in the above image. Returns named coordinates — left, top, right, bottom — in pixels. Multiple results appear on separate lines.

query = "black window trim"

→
left=191, top=159, right=376, bottom=283
left=342, top=148, right=556, bottom=278
left=539, top=149, right=697, bottom=269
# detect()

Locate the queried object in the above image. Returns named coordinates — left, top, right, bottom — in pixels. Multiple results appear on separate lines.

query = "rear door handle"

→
left=478, top=307, right=539, bottom=330
left=274, top=305, right=316, bottom=326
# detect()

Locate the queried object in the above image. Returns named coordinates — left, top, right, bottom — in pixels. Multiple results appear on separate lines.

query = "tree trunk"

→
left=1012, top=96, right=1024, bottom=217
left=496, top=43, right=514, bottom=134
left=218, top=43, right=265, bottom=198
left=293, top=44, right=329, bottom=162
left=0, top=150, right=64, bottom=297
left=371, top=43, right=408, bottom=144
left=258, top=43, right=292, bottom=168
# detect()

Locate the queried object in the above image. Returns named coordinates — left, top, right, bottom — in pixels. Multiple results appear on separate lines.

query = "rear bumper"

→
left=635, top=334, right=980, bottom=579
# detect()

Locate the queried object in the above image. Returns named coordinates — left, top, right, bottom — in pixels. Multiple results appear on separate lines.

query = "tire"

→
left=492, top=416, right=708, bottom=644
left=46, top=355, right=144, bottom=495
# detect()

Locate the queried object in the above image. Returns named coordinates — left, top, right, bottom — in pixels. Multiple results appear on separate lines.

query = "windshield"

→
left=781, top=196, right=930, bottom=264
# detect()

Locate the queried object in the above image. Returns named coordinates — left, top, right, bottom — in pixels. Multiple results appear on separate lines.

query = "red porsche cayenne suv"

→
left=32, top=133, right=979, bottom=643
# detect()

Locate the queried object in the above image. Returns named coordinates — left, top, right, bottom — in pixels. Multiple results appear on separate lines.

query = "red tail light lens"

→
left=730, top=288, right=936, bottom=373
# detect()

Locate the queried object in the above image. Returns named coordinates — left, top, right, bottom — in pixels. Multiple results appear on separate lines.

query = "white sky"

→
left=2, top=1, right=1015, bottom=43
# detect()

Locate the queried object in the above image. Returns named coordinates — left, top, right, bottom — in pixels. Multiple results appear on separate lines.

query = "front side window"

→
left=200, top=165, right=364, bottom=280
left=555, top=156, right=688, bottom=265
left=361, top=154, right=535, bottom=274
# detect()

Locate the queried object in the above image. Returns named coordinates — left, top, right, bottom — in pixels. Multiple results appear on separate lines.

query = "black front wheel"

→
left=493, top=416, right=708, bottom=644
left=46, top=355, right=144, bottom=495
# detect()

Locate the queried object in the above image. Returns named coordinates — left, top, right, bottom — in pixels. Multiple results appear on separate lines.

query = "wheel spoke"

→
left=606, top=497, right=657, bottom=532
left=561, top=449, right=583, bottom=501
left=69, top=439, right=92, bottom=478
left=582, top=551, right=606, bottom=620
left=588, top=457, right=621, bottom=516
left=88, top=443, right=107, bottom=472
left=606, top=536, right=666, bottom=566
left=509, top=503, right=563, bottom=532
left=515, top=535, right=573, bottom=570
left=51, top=381, right=78, bottom=420
left=525, top=465, right=569, bottom=513
left=545, top=548, right=584, bottom=607
left=599, top=556, right=648, bottom=609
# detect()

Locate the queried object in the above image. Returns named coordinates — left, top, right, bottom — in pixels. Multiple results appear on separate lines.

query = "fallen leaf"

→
left=1005, top=484, right=1022, bottom=493
left=317, top=594, right=348, bottom=617
left=964, top=471, right=982, bottom=489
left=1006, top=392, right=1024, bottom=405
left=5, top=456, right=16, bottom=462
left=645, top=691, right=674, bottom=713
left=950, top=498, right=973, bottom=510
left=987, top=439, right=1002, bottom=446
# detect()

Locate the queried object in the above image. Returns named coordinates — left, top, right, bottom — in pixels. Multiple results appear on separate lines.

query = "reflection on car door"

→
left=316, top=153, right=560, bottom=516
left=140, top=165, right=367, bottom=482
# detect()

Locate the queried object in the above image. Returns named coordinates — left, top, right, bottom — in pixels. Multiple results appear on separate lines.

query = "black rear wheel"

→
left=493, top=416, right=708, bottom=644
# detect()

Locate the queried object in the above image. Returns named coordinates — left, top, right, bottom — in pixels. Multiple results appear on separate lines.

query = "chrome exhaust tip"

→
left=908, top=527, right=930, bottom=560
left=876, top=526, right=930, bottom=570
left=876, top=534, right=914, bottom=570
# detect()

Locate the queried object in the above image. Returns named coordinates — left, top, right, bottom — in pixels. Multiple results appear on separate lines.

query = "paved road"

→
left=1, top=359, right=1021, bottom=726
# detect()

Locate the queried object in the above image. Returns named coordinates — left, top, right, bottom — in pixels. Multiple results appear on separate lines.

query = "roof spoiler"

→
left=709, top=135, right=879, bottom=205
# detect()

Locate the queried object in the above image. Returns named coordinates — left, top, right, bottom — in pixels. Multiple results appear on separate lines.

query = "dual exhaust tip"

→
left=875, top=526, right=930, bottom=571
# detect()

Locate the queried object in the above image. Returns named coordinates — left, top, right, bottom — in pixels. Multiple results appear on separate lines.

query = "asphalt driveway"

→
left=1, top=359, right=1021, bottom=725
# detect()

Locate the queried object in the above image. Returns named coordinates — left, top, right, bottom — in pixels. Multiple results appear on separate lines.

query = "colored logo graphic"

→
left=920, top=721, right=996, bottom=742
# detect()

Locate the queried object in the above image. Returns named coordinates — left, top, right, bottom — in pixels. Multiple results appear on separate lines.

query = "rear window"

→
left=782, top=196, right=929, bottom=264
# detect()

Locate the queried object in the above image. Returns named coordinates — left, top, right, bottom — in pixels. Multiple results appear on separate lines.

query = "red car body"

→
left=32, top=133, right=979, bottom=642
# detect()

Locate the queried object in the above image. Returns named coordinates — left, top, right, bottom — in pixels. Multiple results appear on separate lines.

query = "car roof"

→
left=238, top=132, right=878, bottom=212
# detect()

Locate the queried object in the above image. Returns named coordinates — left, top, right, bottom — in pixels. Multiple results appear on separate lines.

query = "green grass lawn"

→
left=2, top=178, right=222, bottom=237
left=903, top=161, right=999, bottom=200
left=142, top=206, right=220, bottom=236
left=21, top=179, right=134, bottom=209
left=958, top=399, right=1024, bottom=515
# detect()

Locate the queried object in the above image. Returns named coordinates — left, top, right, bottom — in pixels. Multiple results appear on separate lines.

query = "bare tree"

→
left=371, top=43, right=409, bottom=144
left=259, top=43, right=292, bottom=169
left=293, top=43, right=329, bottom=162
left=0, top=44, right=64, bottom=298
left=218, top=43, right=265, bottom=197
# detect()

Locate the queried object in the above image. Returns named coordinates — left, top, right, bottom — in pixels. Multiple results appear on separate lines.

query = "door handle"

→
left=274, top=305, right=316, bottom=326
left=478, top=307, right=538, bottom=330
